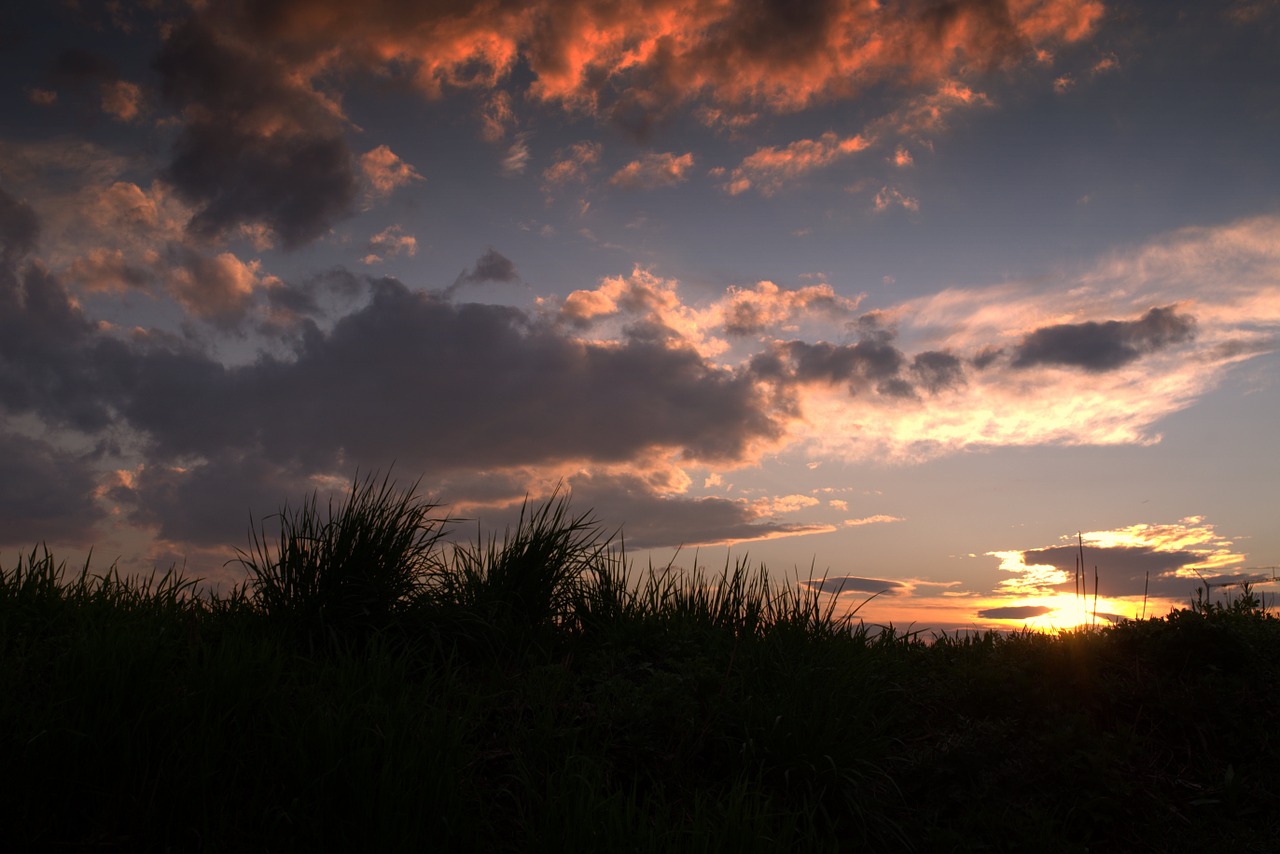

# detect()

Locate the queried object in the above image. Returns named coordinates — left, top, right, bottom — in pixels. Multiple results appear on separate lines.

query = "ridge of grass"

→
left=3, top=472, right=1278, bottom=851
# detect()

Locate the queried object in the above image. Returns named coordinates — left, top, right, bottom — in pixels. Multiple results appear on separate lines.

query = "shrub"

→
left=234, top=471, right=450, bottom=645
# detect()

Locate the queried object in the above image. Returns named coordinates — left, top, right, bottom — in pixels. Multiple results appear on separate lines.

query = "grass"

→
left=3, top=472, right=1278, bottom=851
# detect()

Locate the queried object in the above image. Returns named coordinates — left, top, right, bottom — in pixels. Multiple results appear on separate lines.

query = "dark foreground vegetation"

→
left=3, top=474, right=1277, bottom=852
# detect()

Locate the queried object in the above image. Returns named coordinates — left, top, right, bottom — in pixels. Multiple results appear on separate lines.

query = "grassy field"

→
left=3, top=473, right=1277, bottom=852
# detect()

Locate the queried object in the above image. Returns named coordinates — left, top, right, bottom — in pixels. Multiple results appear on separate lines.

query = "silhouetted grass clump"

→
left=3, top=472, right=1278, bottom=852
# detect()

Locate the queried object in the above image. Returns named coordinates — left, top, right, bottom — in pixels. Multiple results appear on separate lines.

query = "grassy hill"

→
left=3, top=475, right=1276, bottom=851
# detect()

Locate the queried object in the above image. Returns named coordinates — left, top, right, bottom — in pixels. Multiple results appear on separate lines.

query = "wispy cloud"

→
left=725, top=133, right=869, bottom=196
left=610, top=152, right=694, bottom=190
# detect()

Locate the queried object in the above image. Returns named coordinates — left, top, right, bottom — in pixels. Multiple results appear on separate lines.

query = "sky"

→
left=2, top=0, right=1279, bottom=633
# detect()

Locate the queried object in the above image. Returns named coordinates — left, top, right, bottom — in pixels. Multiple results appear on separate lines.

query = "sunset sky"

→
left=2, top=0, right=1278, bottom=633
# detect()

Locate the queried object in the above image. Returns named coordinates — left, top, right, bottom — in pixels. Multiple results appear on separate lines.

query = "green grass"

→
left=3, top=474, right=1278, bottom=851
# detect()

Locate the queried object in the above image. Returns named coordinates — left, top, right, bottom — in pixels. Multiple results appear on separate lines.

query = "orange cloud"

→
left=363, top=225, right=418, bottom=265
left=609, top=152, right=694, bottom=190
left=359, top=145, right=424, bottom=197
left=208, top=0, right=1105, bottom=118
left=100, top=80, right=144, bottom=121
left=874, top=186, right=920, bottom=212
left=542, top=140, right=603, bottom=187
left=727, top=132, right=870, bottom=195
left=844, top=515, right=905, bottom=527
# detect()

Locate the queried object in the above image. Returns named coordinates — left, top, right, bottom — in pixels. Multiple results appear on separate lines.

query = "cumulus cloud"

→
left=63, top=277, right=778, bottom=475
left=720, top=280, right=862, bottom=336
left=0, top=430, right=105, bottom=547
left=192, top=0, right=1102, bottom=121
left=989, top=517, right=1257, bottom=607
left=360, top=146, right=424, bottom=198
left=154, top=20, right=358, bottom=248
left=610, top=152, right=694, bottom=190
left=451, top=249, right=520, bottom=292
left=167, top=247, right=270, bottom=329
left=0, top=186, right=39, bottom=263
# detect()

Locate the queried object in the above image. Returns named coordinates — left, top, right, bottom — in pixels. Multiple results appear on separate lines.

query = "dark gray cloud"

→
left=750, top=322, right=927, bottom=400
left=2, top=240, right=780, bottom=472
left=449, top=249, right=522, bottom=295
left=805, top=576, right=906, bottom=595
left=1014, top=543, right=1258, bottom=600
left=550, top=472, right=826, bottom=549
left=970, top=345, right=1003, bottom=370
left=154, top=20, right=357, bottom=248
left=216, top=278, right=779, bottom=470
left=910, top=350, right=966, bottom=394
left=0, top=194, right=113, bottom=431
left=977, top=605, right=1053, bottom=620
left=0, top=186, right=39, bottom=264
left=0, top=431, right=105, bottom=547
left=782, top=337, right=905, bottom=386
left=1012, top=306, right=1196, bottom=372
left=112, top=453, right=318, bottom=547
left=53, top=48, right=121, bottom=82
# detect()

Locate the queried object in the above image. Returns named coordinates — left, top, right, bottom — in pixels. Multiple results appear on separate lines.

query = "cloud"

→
left=363, top=225, right=418, bottom=265
left=0, top=430, right=105, bottom=547
left=0, top=186, right=40, bottom=263
left=0, top=193, right=114, bottom=432
left=360, top=146, right=424, bottom=198
left=780, top=215, right=1280, bottom=463
left=990, top=517, right=1254, bottom=601
left=113, top=454, right=320, bottom=548
left=74, top=277, right=780, bottom=476
left=154, top=20, right=358, bottom=248
left=881, top=81, right=994, bottom=137
left=200, top=0, right=1103, bottom=122
left=976, top=605, right=1054, bottom=620
left=752, top=329, right=915, bottom=398
left=1011, top=306, right=1197, bottom=372
left=502, top=133, right=532, bottom=176
left=910, top=351, right=965, bottom=394
left=454, top=249, right=520, bottom=289
left=166, top=247, right=268, bottom=329
left=873, top=186, right=920, bottom=213
left=726, top=133, right=869, bottom=196
left=67, top=248, right=157, bottom=296
left=526, top=470, right=830, bottom=549
left=478, top=90, right=516, bottom=142
left=542, top=141, right=602, bottom=188
left=610, top=152, right=694, bottom=190
left=843, top=515, right=905, bottom=527
left=807, top=576, right=906, bottom=595
left=719, top=280, right=862, bottom=336
left=100, top=80, right=144, bottom=121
